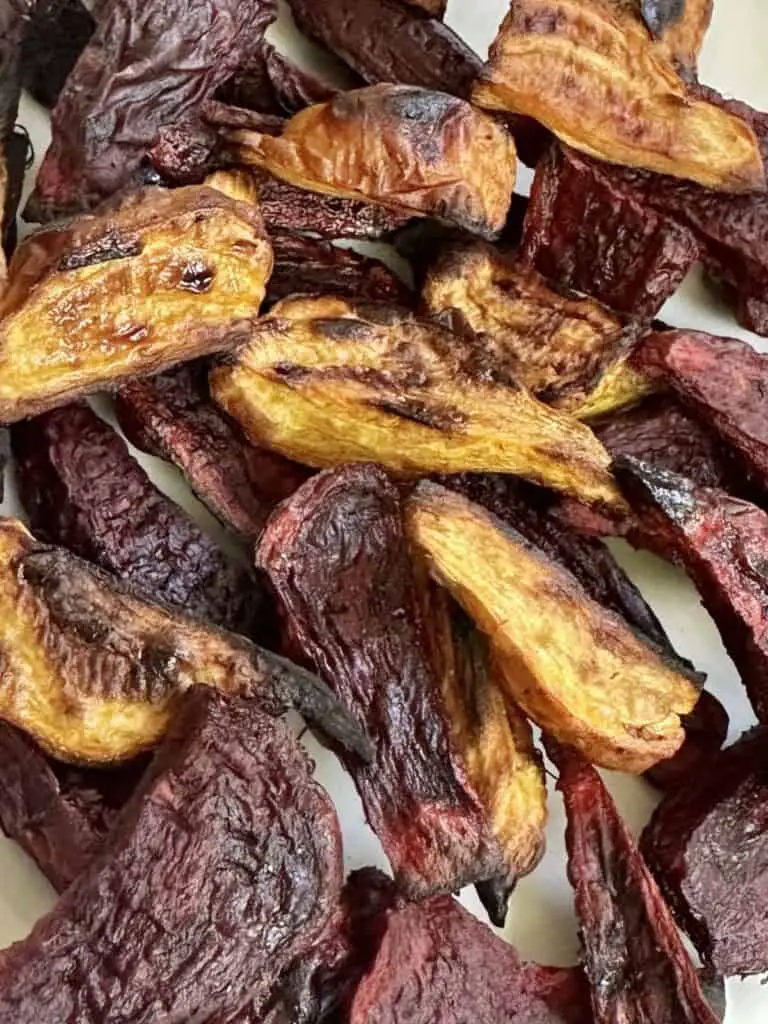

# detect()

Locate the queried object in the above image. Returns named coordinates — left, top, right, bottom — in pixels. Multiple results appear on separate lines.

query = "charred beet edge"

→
left=258, top=464, right=522, bottom=913
left=641, top=727, right=768, bottom=977
left=633, top=329, right=768, bottom=498
left=11, top=403, right=273, bottom=643
left=549, top=741, right=720, bottom=1024
left=2, top=128, right=30, bottom=261
left=0, top=687, right=343, bottom=1023
left=348, top=884, right=592, bottom=1023
left=115, top=364, right=309, bottom=543
left=644, top=690, right=729, bottom=791
left=616, top=456, right=768, bottom=723
left=443, top=473, right=671, bottom=650
left=268, top=231, right=413, bottom=307
left=21, top=0, right=95, bottom=110
left=0, top=723, right=146, bottom=893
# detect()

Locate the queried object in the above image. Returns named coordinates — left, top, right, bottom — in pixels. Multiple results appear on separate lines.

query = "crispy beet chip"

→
left=644, top=690, right=729, bottom=791
left=0, top=723, right=145, bottom=892
left=115, top=364, right=308, bottom=543
left=642, top=727, right=768, bottom=977
left=549, top=742, right=720, bottom=1024
left=27, top=0, right=278, bottom=219
left=348, top=887, right=592, bottom=1024
left=445, top=473, right=670, bottom=649
left=616, top=456, right=768, bottom=723
left=0, top=687, right=342, bottom=1023
left=12, top=403, right=271, bottom=640
left=634, top=329, right=768, bottom=494
left=522, top=145, right=701, bottom=320
left=258, top=464, right=539, bottom=910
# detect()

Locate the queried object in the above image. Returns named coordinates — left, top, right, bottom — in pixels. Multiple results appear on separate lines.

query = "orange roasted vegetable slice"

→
left=0, top=185, right=272, bottom=422
left=406, top=482, right=701, bottom=772
left=472, top=0, right=763, bottom=192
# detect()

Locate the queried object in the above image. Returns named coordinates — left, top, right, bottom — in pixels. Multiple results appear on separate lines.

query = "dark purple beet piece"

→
left=115, top=363, right=308, bottom=543
left=522, top=145, right=700, bottom=320
left=641, top=728, right=768, bottom=977
left=644, top=690, right=729, bottom=791
left=11, top=403, right=271, bottom=640
left=549, top=741, right=719, bottom=1024
left=0, top=723, right=145, bottom=893
left=26, top=0, right=277, bottom=220
left=257, top=464, right=516, bottom=907
left=0, top=687, right=342, bottom=1023
left=218, top=45, right=337, bottom=117
left=615, top=456, right=768, bottom=723
left=634, top=329, right=768, bottom=496
left=20, top=0, right=95, bottom=110
left=348, top=887, right=592, bottom=1024
left=268, top=232, right=412, bottom=306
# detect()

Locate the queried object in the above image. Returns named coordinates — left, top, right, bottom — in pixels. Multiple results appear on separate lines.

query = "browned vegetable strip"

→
left=549, top=741, right=719, bottom=1024
left=229, top=85, right=516, bottom=240
left=258, top=464, right=546, bottom=915
left=406, top=482, right=701, bottom=772
left=616, top=457, right=768, bottom=724
left=11, top=403, right=271, bottom=640
left=211, top=295, right=623, bottom=510
left=0, top=186, right=272, bottom=423
left=115, top=364, right=308, bottom=543
left=473, top=0, right=763, bottom=191
left=0, top=517, right=368, bottom=765
left=422, top=240, right=639, bottom=411
left=644, top=690, right=729, bottom=791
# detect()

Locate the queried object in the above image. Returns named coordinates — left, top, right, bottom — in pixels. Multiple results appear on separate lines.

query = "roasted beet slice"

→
left=644, top=690, right=729, bottom=791
left=115, top=364, right=308, bottom=542
left=11, top=403, right=270, bottom=641
left=593, top=393, right=738, bottom=493
left=641, top=728, right=768, bottom=977
left=0, top=724, right=145, bottom=892
left=634, top=329, right=768, bottom=495
left=445, top=473, right=670, bottom=649
left=0, top=687, right=342, bottom=1023
left=549, top=742, right=719, bottom=1024
left=27, top=0, right=278, bottom=219
left=258, top=464, right=534, bottom=911
left=616, top=456, right=768, bottom=723
left=20, top=0, right=95, bottom=110
left=522, top=145, right=701, bottom=320
left=348, top=887, right=592, bottom=1023
left=217, top=42, right=337, bottom=118
left=268, top=232, right=412, bottom=306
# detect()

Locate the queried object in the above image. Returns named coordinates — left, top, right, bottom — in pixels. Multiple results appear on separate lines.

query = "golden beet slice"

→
left=210, top=294, right=623, bottom=509
left=573, top=358, right=658, bottom=420
left=421, top=576, right=547, bottom=921
left=406, top=482, right=700, bottom=772
left=472, top=0, right=763, bottom=192
left=422, top=241, right=637, bottom=411
left=227, top=83, right=516, bottom=238
left=0, top=518, right=367, bottom=766
left=0, top=185, right=272, bottom=422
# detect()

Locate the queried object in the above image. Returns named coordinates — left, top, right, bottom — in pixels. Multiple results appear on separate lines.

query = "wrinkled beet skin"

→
left=522, top=145, right=700, bottom=320
left=115, top=363, right=308, bottom=542
left=349, top=887, right=591, bottom=1024
left=594, top=394, right=738, bottom=492
left=645, top=690, right=729, bottom=791
left=616, top=457, right=768, bottom=723
left=0, top=723, right=145, bottom=892
left=12, top=403, right=270, bottom=640
left=0, top=687, right=342, bottom=1024
left=217, top=43, right=337, bottom=117
left=21, top=0, right=95, bottom=109
left=549, top=743, right=719, bottom=1024
left=641, top=728, right=768, bottom=977
left=28, top=0, right=277, bottom=220
left=268, top=232, right=413, bottom=307
left=635, top=330, right=768, bottom=496
left=258, top=464, right=514, bottom=905
left=444, top=473, right=670, bottom=649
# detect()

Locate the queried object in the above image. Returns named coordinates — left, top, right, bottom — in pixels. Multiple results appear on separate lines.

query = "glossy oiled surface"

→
left=4, top=1, right=768, bottom=1020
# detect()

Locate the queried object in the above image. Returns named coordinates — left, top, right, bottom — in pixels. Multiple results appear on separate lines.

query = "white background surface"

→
left=4, top=1, right=768, bottom=1019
